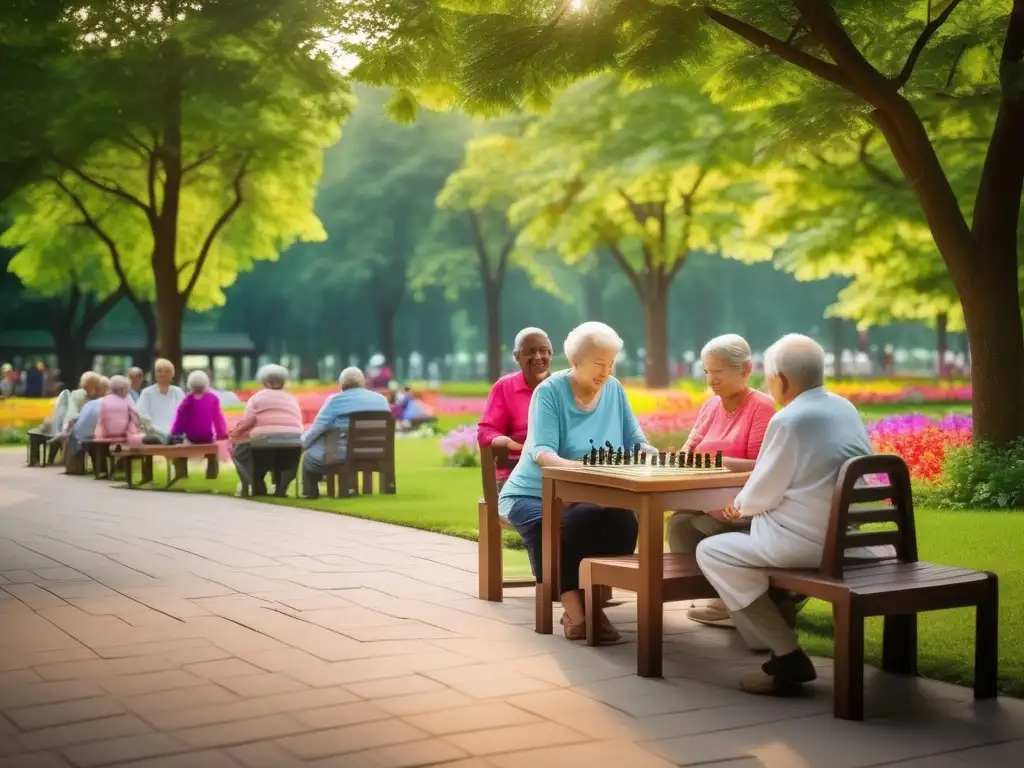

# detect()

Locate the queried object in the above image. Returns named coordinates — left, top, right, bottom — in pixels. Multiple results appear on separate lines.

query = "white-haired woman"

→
left=170, top=370, right=228, bottom=444
left=230, top=364, right=304, bottom=494
left=499, top=321, right=655, bottom=643
left=477, top=327, right=553, bottom=486
left=93, top=374, right=143, bottom=444
left=667, top=334, right=776, bottom=632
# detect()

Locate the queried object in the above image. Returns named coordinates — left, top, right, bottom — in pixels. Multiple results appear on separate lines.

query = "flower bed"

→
left=868, top=414, right=973, bottom=482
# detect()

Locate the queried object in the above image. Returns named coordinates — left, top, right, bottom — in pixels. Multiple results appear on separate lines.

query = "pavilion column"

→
left=233, top=355, right=244, bottom=388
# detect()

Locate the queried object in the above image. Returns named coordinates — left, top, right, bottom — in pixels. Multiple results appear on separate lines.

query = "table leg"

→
left=636, top=495, right=665, bottom=678
left=537, top=477, right=561, bottom=635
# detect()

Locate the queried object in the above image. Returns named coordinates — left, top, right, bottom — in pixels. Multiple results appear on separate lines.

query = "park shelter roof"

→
left=0, top=330, right=256, bottom=355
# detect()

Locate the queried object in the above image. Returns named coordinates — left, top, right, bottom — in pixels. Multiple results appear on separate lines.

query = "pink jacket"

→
left=93, top=394, right=143, bottom=444
left=231, top=388, right=303, bottom=442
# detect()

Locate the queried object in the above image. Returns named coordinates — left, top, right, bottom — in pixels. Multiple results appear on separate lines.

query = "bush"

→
left=0, top=428, right=26, bottom=445
left=441, top=424, right=480, bottom=468
left=918, top=440, right=1024, bottom=510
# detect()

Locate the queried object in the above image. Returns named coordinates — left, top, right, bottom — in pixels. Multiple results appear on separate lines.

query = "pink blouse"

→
left=684, top=390, right=775, bottom=460
left=231, top=389, right=303, bottom=442
left=477, top=371, right=535, bottom=480
left=93, top=394, right=143, bottom=444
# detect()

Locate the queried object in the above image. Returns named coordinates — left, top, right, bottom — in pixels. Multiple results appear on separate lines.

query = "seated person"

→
left=695, top=334, right=894, bottom=697
left=61, top=372, right=103, bottom=434
left=126, top=367, right=144, bottom=402
left=667, top=334, right=776, bottom=635
left=477, top=326, right=553, bottom=488
left=137, top=359, right=185, bottom=441
left=93, top=375, right=143, bottom=444
left=230, top=364, right=304, bottom=495
left=301, top=366, right=391, bottom=499
left=499, top=321, right=656, bottom=643
left=170, top=370, right=228, bottom=444
left=67, top=377, right=110, bottom=458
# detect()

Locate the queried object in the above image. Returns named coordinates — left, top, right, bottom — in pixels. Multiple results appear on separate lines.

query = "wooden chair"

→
left=324, top=411, right=397, bottom=497
left=242, top=443, right=302, bottom=498
left=26, top=429, right=49, bottom=467
left=478, top=443, right=536, bottom=601
left=768, top=454, right=998, bottom=720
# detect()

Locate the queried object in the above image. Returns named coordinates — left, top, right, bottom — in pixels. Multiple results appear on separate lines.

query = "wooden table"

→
left=538, top=465, right=750, bottom=678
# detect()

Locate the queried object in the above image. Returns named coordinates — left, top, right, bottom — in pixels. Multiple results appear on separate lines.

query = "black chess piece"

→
left=598, top=447, right=606, bottom=464
left=687, top=451, right=695, bottom=467
left=640, top=451, right=647, bottom=465
left=669, top=451, right=676, bottom=467
left=623, top=449, right=631, bottom=465
left=695, top=453, right=703, bottom=468
left=616, top=447, right=624, bottom=464
left=715, top=450, right=723, bottom=468
left=582, top=453, right=589, bottom=465
left=658, top=452, right=666, bottom=466
left=633, top=443, right=641, bottom=463
left=704, top=452, right=712, bottom=468
left=590, top=440, right=598, bottom=465
left=605, top=440, right=614, bottom=453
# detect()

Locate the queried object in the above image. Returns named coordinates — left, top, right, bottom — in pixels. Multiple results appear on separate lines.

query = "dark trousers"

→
left=515, top=504, right=638, bottom=593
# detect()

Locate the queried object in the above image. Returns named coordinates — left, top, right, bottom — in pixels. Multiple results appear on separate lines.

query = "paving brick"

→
left=313, top=738, right=469, bottom=767
left=445, top=722, right=589, bottom=757
left=34, top=656, right=173, bottom=682
left=487, top=741, right=678, bottom=768
left=291, top=702, right=392, bottom=730
left=344, top=676, right=446, bottom=700
left=372, top=689, right=475, bottom=717
left=6, top=697, right=126, bottom=731
left=423, top=665, right=556, bottom=699
left=0, top=681, right=103, bottom=710
left=174, top=714, right=308, bottom=749
left=16, top=714, right=152, bottom=752
left=60, top=732, right=188, bottom=768
left=183, top=659, right=264, bottom=680
left=121, top=685, right=240, bottom=716
left=0, top=669, right=44, bottom=687
left=140, top=687, right=358, bottom=731
left=218, top=674, right=306, bottom=698
left=276, top=719, right=427, bottom=760
left=230, top=648, right=322, bottom=673
left=404, top=703, right=541, bottom=736
left=0, top=753, right=74, bottom=768
left=100, top=670, right=206, bottom=698
left=286, top=659, right=412, bottom=688
left=228, top=740, right=302, bottom=768
left=108, top=749, right=241, bottom=768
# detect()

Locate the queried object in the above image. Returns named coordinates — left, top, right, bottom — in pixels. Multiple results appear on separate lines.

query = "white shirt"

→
left=736, top=387, right=873, bottom=548
left=137, top=384, right=185, bottom=435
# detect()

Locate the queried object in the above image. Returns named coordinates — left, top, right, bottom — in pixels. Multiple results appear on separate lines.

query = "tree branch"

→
left=943, top=42, right=968, bottom=90
left=181, top=147, right=220, bottom=176
left=496, top=233, right=516, bottom=288
left=604, top=241, right=644, bottom=299
left=182, top=154, right=250, bottom=302
left=618, top=189, right=649, bottom=224
left=857, top=132, right=903, bottom=188
left=894, top=0, right=964, bottom=89
left=703, top=6, right=851, bottom=90
left=50, top=157, right=153, bottom=218
left=467, top=209, right=491, bottom=281
left=81, top=283, right=128, bottom=332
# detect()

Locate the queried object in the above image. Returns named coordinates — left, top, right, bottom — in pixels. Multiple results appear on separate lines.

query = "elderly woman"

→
left=137, top=359, right=185, bottom=442
left=477, top=327, right=553, bottom=484
left=230, top=364, right=304, bottom=494
left=93, top=375, right=143, bottom=444
left=499, top=322, right=655, bottom=643
left=667, top=334, right=776, bottom=633
left=60, top=371, right=103, bottom=434
left=170, top=371, right=228, bottom=444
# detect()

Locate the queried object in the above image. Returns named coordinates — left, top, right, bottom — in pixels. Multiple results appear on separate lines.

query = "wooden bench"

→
left=323, top=411, right=397, bottom=497
left=767, top=454, right=998, bottom=720
left=112, top=443, right=220, bottom=489
left=478, top=444, right=536, bottom=601
left=82, top=440, right=117, bottom=479
left=26, top=429, right=60, bottom=467
left=240, top=443, right=302, bottom=498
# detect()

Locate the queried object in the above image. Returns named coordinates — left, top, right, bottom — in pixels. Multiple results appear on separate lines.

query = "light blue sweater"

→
left=302, top=387, right=391, bottom=469
left=499, top=371, right=646, bottom=521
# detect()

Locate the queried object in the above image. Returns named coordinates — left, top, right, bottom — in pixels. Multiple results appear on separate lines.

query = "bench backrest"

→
left=480, top=443, right=518, bottom=516
left=340, top=410, right=395, bottom=464
left=820, top=454, right=918, bottom=579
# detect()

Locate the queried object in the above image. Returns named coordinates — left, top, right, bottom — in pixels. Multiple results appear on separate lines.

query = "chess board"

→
left=567, top=462, right=731, bottom=477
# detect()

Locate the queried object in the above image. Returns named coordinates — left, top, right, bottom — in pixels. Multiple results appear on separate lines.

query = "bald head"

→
left=764, top=334, right=825, bottom=406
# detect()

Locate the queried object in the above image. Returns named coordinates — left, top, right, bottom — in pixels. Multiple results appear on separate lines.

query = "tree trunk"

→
left=642, top=272, right=670, bottom=388
left=483, top=278, right=502, bottom=382
left=53, top=332, right=86, bottom=387
left=155, top=291, right=185, bottom=382
left=583, top=269, right=605, bottom=322
left=134, top=302, right=157, bottom=373
left=936, top=312, right=948, bottom=379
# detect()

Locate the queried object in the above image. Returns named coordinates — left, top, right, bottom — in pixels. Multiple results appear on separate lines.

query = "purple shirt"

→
left=170, top=392, right=228, bottom=444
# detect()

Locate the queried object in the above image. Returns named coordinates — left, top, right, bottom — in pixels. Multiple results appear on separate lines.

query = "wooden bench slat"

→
left=843, top=530, right=902, bottom=549
left=846, top=506, right=900, bottom=524
left=846, top=485, right=896, bottom=503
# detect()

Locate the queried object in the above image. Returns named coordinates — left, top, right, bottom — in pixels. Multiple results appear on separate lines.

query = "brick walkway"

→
left=1, top=452, right=1021, bottom=767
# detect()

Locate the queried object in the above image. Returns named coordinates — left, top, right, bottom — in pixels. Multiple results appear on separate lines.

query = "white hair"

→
left=764, top=334, right=825, bottom=388
left=257, top=363, right=289, bottom=390
left=154, top=358, right=175, bottom=373
left=186, top=370, right=210, bottom=393
left=563, top=321, right=624, bottom=362
left=107, top=375, right=132, bottom=397
left=701, top=334, right=751, bottom=369
left=514, top=327, right=550, bottom=353
left=339, top=366, right=366, bottom=389
left=126, top=366, right=143, bottom=378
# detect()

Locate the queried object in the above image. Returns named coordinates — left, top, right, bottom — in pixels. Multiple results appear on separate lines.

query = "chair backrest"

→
left=479, top=443, right=518, bottom=515
left=819, top=454, right=918, bottom=579
left=343, top=410, right=396, bottom=464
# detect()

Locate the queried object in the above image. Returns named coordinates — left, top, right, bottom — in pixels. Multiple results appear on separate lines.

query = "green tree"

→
left=0, top=1, right=351, bottom=376
left=345, top=0, right=1024, bottom=443
left=505, top=77, right=769, bottom=387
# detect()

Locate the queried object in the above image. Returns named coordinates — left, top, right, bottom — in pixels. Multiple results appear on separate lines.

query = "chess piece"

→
left=598, top=447, right=606, bottom=464
left=624, top=449, right=631, bottom=465
left=616, top=447, right=624, bottom=464
left=685, top=451, right=694, bottom=467
left=633, top=443, right=641, bottom=463
left=582, top=453, right=589, bottom=465
left=704, top=452, right=712, bottom=468
left=715, top=450, right=723, bottom=468
left=695, top=452, right=703, bottom=468
left=669, top=451, right=677, bottom=467
left=659, top=452, right=666, bottom=466
left=640, top=451, right=648, bottom=465
left=590, top=440, right=598, bottom=465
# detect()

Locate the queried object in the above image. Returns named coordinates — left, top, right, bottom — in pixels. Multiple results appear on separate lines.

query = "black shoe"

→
left=741, top=649, right=817, bottom=696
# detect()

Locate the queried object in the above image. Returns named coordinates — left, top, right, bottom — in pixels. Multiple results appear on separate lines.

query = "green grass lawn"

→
left=138, top=432, right=1022, bottom=698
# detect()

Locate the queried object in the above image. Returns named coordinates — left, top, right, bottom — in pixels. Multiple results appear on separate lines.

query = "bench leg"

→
left=833, top=600, right=865, bottom=721
left=478, top=501, right=503, bottom=602
left=206, top=455, right=219, bottom=479
left=975, top=577, right=999, bottom=699
left=882, top=614, right=917, bottom=676
left=325, top=472, right=336, bottom=498
left=173, top=457, right=189, bottom=480
left=362, top=470, right=373, bottom=495
left=124, top=458, right=135, bottom=489
left=141, top=456, right=154, bottom=485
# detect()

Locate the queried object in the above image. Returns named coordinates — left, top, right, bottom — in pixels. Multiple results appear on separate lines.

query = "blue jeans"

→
left=506, top=497, right=638, bottom=593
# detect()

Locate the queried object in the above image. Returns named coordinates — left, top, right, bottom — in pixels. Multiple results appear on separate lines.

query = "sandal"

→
left=560, top=613, right=586, bottom=641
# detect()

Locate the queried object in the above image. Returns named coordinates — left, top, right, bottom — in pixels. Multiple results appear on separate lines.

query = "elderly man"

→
left=695, top=334, right=892, bottom=697
left=126, top=367, right=145, bottom=402
left=301, top=366, right=391, bottom=499
left=137, top=359, right=185, bottom=441
left=67, top=377, right=109, bottom=458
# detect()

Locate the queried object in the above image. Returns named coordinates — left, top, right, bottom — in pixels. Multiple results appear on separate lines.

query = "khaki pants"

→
left=667, top=510, right=750, bottom=554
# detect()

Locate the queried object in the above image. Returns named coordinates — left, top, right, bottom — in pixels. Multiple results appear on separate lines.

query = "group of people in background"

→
left=478, top=321, right=892, bottom=699
left=0, top=361, right=60, bottom=398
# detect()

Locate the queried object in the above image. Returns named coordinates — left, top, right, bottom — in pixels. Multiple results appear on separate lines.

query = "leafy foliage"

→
left=920, top=440, right=1024, bottom=510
